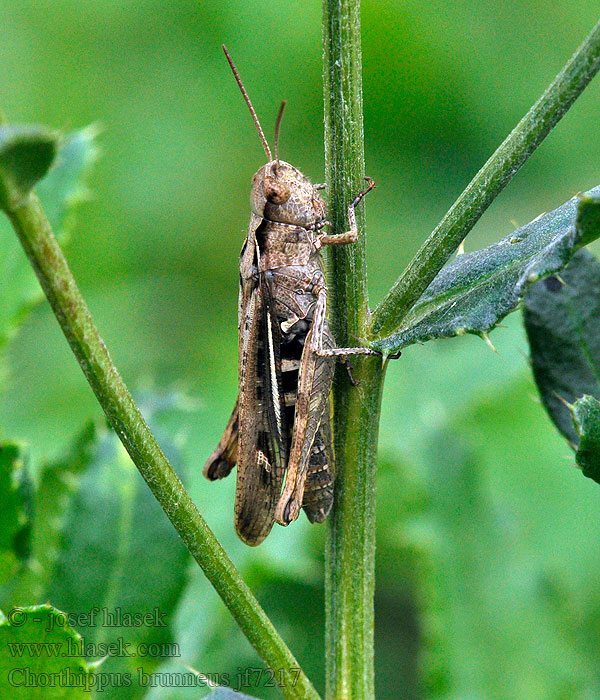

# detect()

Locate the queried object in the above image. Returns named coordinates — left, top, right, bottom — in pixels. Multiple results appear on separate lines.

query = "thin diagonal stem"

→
left=2, top=192, right=320, bottom=700
left=370, top=18, right=600, bottom=340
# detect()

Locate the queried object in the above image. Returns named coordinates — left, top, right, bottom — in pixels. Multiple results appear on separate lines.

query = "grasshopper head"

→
left=251, top=160, right=326, bottom=228
left=221, top=48, right=325, bottom=230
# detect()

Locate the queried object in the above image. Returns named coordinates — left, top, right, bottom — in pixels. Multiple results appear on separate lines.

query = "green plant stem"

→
left=369, top=18, right=600, bottom=341
left=3, top=193, right=320, bottom=700
left=323, top=0, right=368, bottom=331
left=323, top=1, right=384, bottom=699
left=325, top=360, right=385, bottom=700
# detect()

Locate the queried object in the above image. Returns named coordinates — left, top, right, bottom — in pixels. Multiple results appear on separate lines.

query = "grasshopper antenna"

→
left=274, top=100, right=286, bottom=171
left=222, top=45, right=272, bottom=161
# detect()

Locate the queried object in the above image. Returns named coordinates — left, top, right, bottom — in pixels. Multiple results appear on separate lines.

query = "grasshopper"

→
left=203, top=46, right=382, bottom=546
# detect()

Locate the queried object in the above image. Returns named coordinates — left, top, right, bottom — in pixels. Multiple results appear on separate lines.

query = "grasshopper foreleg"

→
left=316, top=177, right=376, bottom=247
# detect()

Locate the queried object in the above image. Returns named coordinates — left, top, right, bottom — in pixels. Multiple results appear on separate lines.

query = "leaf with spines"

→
left=372, top=186, right=600, bottom=355
left=524, top=248, right=600, bottom=445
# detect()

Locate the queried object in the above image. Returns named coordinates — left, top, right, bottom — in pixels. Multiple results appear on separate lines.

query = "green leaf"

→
left=44, top=399, right=189, bottom=700
left=523, top=248, right=600, bottom=444
left=0, top=603, right=94, bottom=699
left=1, top=392, right=193, bottom=699
left=0, top=127, right=97, bottom=352
left=35, top=127, right=98, bottom=244
left=372, top=186, right=600, bottom=354
left=0, top=126, right=59, bottom=210
left=0, top=444, right=33, bottom=583
left=571, top=395, right=600, bottom=483
left=1, top=424, right=98, bottom=608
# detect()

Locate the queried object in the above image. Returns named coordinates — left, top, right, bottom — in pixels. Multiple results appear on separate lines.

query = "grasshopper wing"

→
left=235, top=222, right=288, bottom=546
left=203, top=400, right=239, bottom=480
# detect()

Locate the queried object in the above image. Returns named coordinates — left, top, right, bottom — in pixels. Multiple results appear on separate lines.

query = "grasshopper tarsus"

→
left=343, top=359, right=360, bottom=386
left=351, top=176, right=376, bottom=209
left=313, top=178, right=375, bottom=251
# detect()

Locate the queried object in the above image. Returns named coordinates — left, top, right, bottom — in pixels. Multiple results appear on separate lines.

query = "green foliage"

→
left=369, top=19, right=600, bottom=341
left=417, top=405, right=600, bottom=699
left=35, top=128, right=98, bottom=246
left=46, top=421, right=189, bottom=700
left=12, top=424, right=98, bottom=604
left=572, top=396, right=600, bottom=482
left=577, top=194, right=600, bottom=247
left=0, top=603, right=94, bottom=699
left=0, top=127, right=95, bottom=354
left=373, top=188, right=600, bottom=354
left=0, top=126, right=58, bottom=209
left=138, top=497, right=326, bottom=700
left=0, top=391, right=323, bottom=700
left=524, top=249, right=600, bottom=443
left=0, top=444, right=32, bottom=583
left=0, top=397, right=190, bottom=700
left=2, top=4, right=600, bottom=700
left=375, top=318, right=600, bottom=698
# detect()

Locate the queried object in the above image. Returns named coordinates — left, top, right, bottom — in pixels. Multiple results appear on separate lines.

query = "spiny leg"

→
left=316, top=177, right=402, bottom=360
left=317, top=346, right=380, bottom=357
left=317, top=346, right=402, bottom=360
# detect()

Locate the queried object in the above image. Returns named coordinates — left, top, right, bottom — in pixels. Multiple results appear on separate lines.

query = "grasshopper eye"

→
left=264, top=176, right=291, bottom=205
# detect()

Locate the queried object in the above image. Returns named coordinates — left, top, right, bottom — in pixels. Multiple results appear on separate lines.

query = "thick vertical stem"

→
left=323, top=1, right=384, bottom=699
left=323, top=0, right=368, bottom=331
left=325, top=360, right=385, bottom=700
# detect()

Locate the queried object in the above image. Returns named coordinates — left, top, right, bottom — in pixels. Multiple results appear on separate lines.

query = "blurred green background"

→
left=1, top=1, right=600, bottom=698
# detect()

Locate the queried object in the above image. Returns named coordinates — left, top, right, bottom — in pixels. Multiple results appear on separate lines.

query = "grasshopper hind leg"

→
left=302, top=406, right=334, bottom=523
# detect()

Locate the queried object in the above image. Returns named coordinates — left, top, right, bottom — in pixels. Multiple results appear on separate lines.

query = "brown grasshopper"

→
left=203, top=46, right=382, bottom=546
